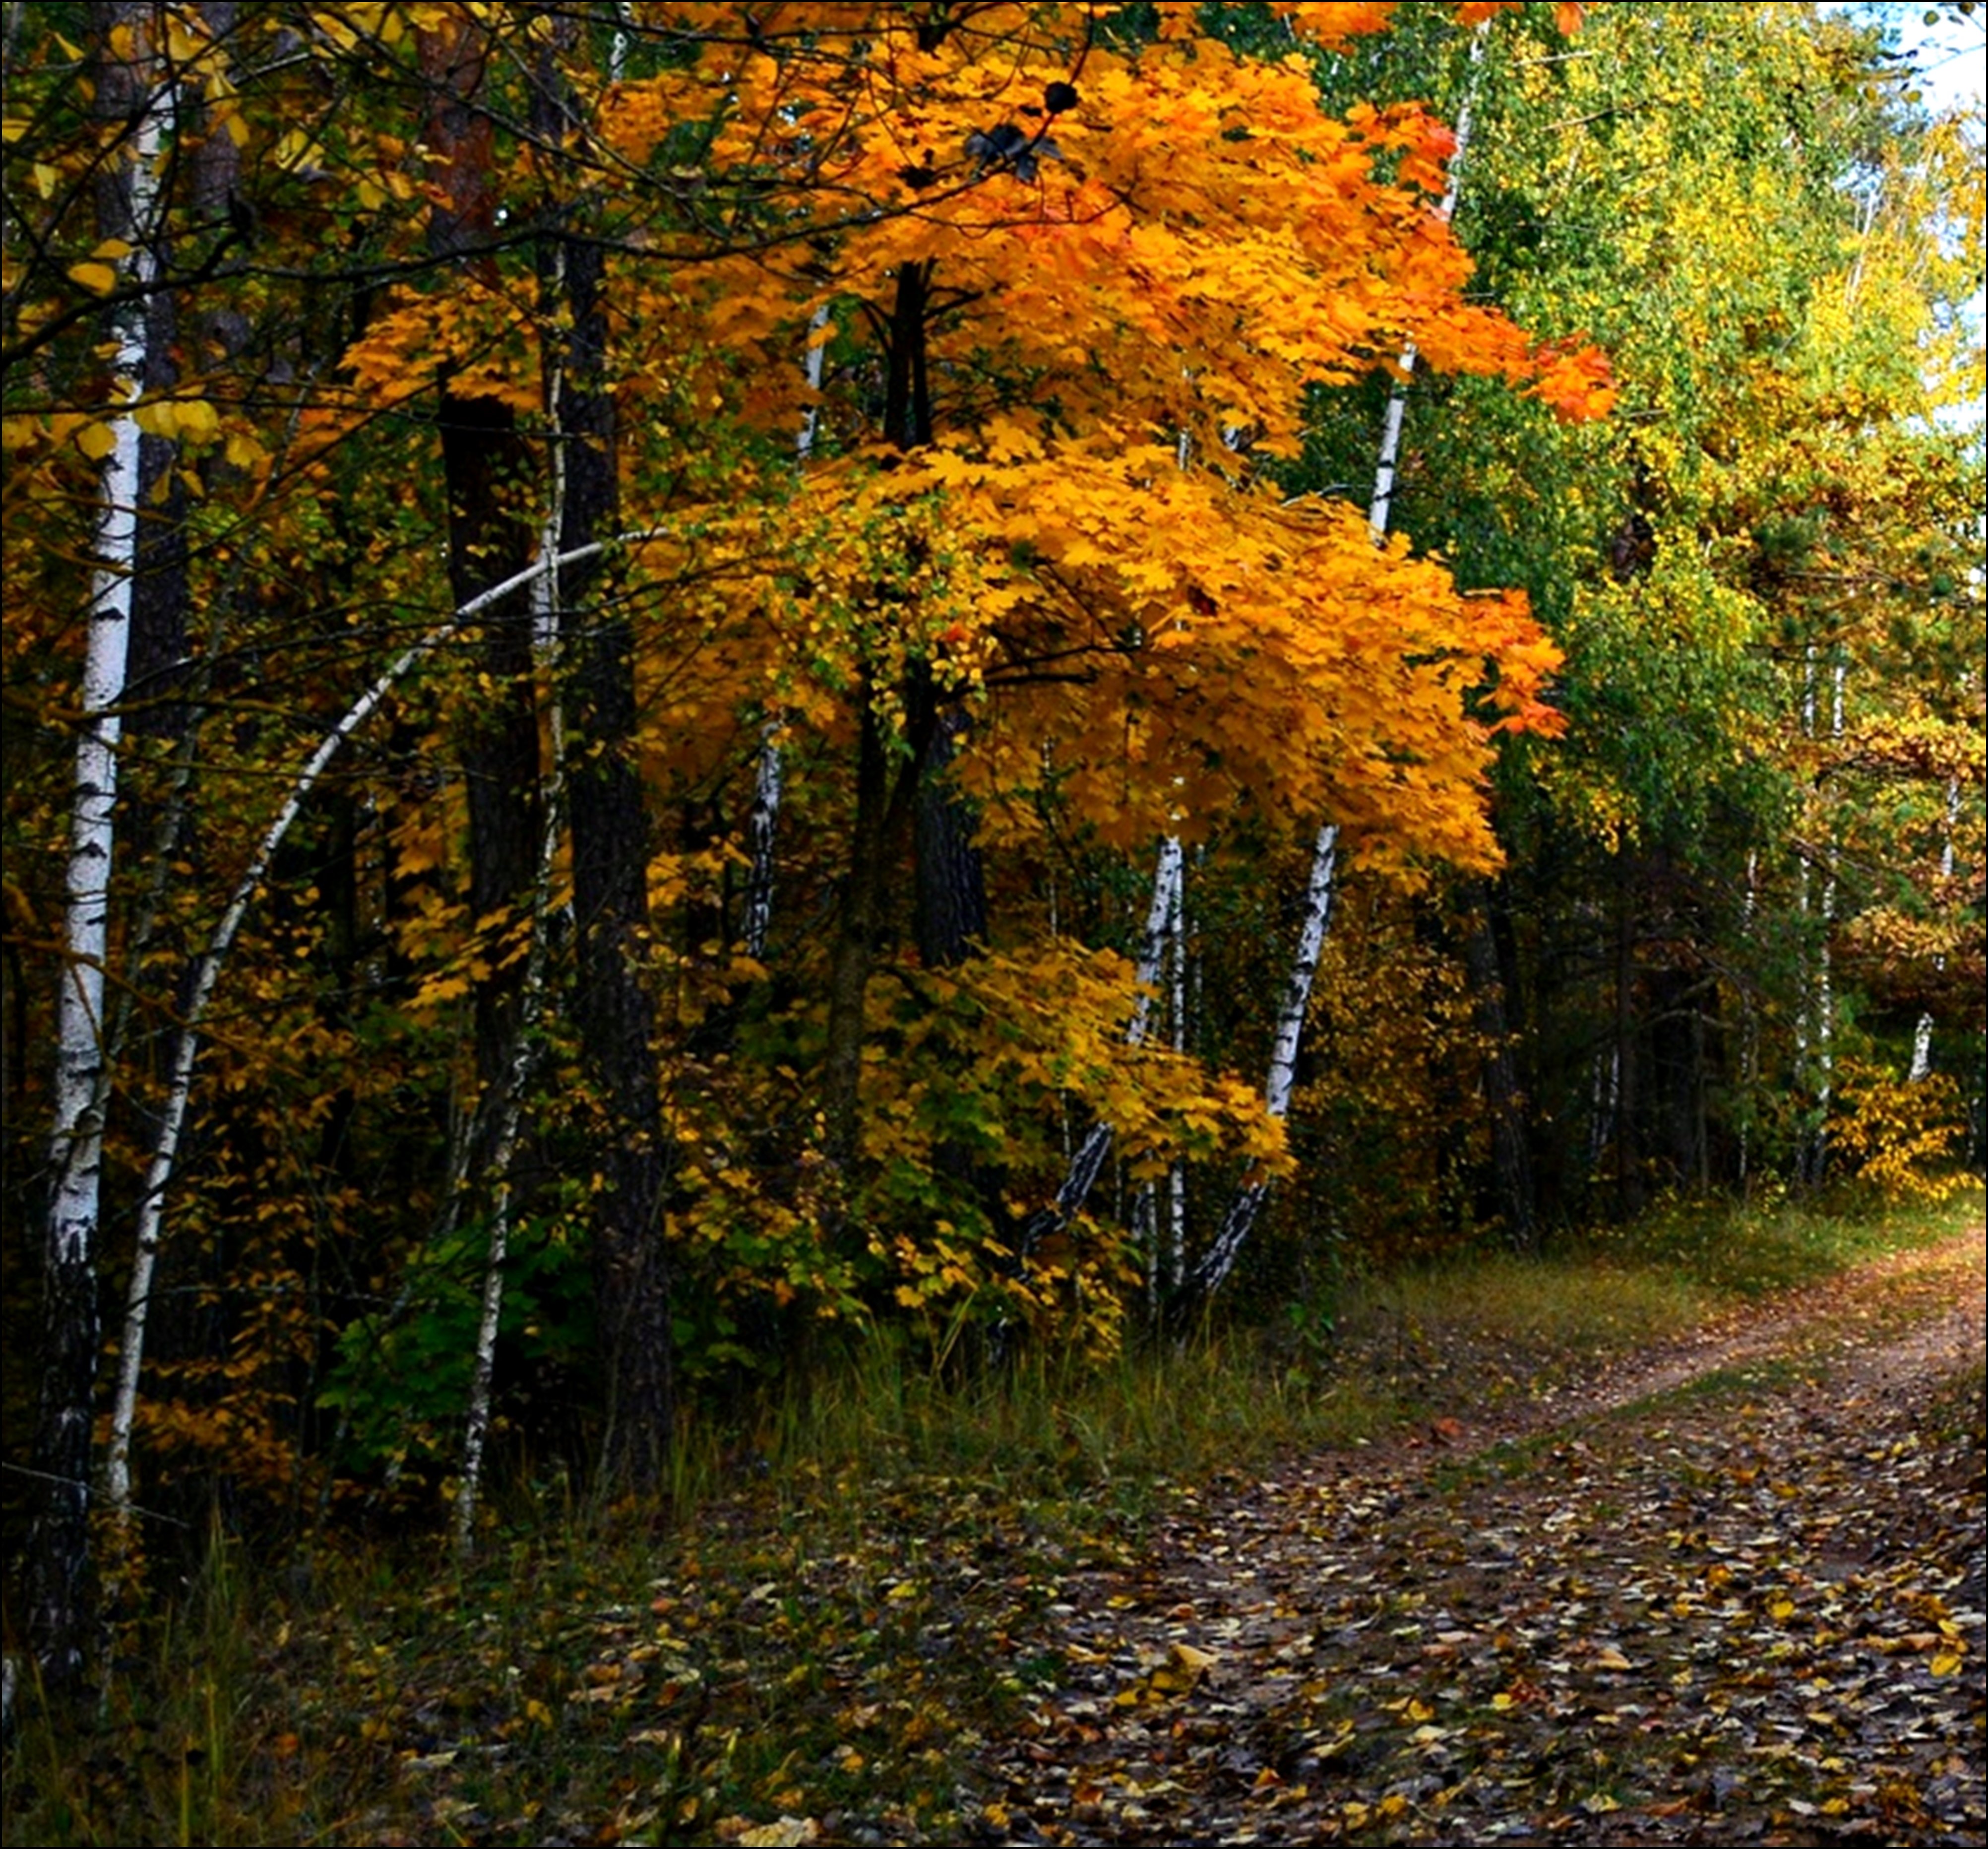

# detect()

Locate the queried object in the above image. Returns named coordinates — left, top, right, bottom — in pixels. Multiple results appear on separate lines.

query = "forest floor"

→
left=958, top=1220, right=1987, bottom=1848
left=9, top=1212, right=1982, bottom=1849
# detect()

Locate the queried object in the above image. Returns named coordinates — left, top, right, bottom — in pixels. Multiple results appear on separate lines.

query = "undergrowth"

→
left=3, top=1181, right=1979, bottom=1847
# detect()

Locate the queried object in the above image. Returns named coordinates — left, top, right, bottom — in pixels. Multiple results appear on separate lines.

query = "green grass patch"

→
left=1567, top=1181, right=1980, bottom=1297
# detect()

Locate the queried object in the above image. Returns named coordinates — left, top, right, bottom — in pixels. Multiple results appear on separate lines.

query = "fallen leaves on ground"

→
left=972, top=1230, right=1986, bottom=1847
left=329, top=1226, right=1983, bottom=1847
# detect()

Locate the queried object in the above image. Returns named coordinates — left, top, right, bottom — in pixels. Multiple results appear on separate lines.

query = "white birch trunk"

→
left=1165, top=857, right=1188, bottom=1282
left=1036, top=412, right=1211, bottom=1267
left=457, top=724, right=561, bottom=1556
left=1181, top=823, right=1338, bottom=1302
left=1370, top=25, right=1482, bottom=545
left=1023, top=836, right=1183, bottom=1251
left=41, top=56, right=164, bottom=1632
left=456, top=346, right=580, bottom=1552
left=1739, top=847, right=1760, bottom=1186
left=102, top=531, right=660, bottom=1525
left=1796, top=652, right=1846, bottom=1184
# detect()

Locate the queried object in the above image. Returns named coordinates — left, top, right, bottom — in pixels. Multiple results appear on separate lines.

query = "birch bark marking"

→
left=28, top=6, right=163, bottom=1687
left=457, top=191, right=578, bottom=1552
left=421, top=15, right=542, bottom=1176
left=1907, top=777, right=1959, bottom=1083
left=1179, top=823, right=1338, bottom=1305
left=1370, top=25, right=1485, bottom=545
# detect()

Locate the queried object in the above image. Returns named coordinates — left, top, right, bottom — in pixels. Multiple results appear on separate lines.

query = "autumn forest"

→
left=2, top=2, right=1984, bottom=1821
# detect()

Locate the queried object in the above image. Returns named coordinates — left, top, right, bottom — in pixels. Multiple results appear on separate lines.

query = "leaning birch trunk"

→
left=1177, top=28, right=1488, bottom=1319
left=27, top=21, right=163, bottom=1688
left=457, top=702, right=562, bottom=1556
left=1179, top=824, right=1339, bottom=1305
left=102, top=536, right=654, bottom=1534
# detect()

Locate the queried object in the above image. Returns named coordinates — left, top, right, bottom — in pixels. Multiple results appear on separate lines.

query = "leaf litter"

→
left=970, top=1226, right=1985, bottom=1847
left=352, top=1226, right=1982, bottom=1847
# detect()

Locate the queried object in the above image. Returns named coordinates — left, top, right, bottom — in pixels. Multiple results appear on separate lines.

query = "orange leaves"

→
left=1525, top=335, right=1620, bottom=423
left=1264, top=3, right=1399, bottom=47
left=822, top=439, right=1569, bottom=867
left=1454, top=0, right=1582, bottom=28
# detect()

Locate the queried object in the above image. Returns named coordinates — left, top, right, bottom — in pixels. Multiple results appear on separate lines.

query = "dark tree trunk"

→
left=437, top=393, right=539, bottom=1130
left=822, top=261, right=943, bottom=1190
left=534, top=39, right=675, bottom=1494
left=1613, top=850, right=1645, bottom=1220
left=914, top=706, right=988, bottom=969
left=423, top=22, right=541, bottom=1159
left=824, top=685, right=901, bottom=1179
left=1462, top=878, right=1536, bottom=1251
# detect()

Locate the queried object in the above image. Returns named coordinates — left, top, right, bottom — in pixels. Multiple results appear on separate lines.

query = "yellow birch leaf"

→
left=176, top=398, right=221, bottom=444
left=75, top=420, right=117, bottom=460
left=68, top=260, right=119, bottom=294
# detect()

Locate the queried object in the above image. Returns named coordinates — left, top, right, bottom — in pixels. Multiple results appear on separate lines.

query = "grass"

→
left=4, top=1179, right=1980, bottom=1847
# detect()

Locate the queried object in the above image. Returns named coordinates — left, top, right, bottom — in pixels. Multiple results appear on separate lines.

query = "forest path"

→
left=971, top=1221, right=1986, bottom=1847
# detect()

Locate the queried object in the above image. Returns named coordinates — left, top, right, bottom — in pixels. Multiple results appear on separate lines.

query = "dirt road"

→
left=975, top=1224, right=1987, bottom=1846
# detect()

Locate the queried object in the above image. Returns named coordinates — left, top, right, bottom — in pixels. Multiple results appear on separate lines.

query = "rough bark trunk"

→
left=914, top=706, right=989, bottom=969
left=532, top=39, right=675, bottom=1495
left=821, top=261, right=939, bottom=1193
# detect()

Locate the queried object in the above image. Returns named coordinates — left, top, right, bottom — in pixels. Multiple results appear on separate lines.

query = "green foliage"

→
left=318, top=1208, right=594, bottom=1481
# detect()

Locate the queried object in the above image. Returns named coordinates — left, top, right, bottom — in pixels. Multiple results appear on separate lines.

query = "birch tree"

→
left=25, top=0, right=164, bottom=1688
